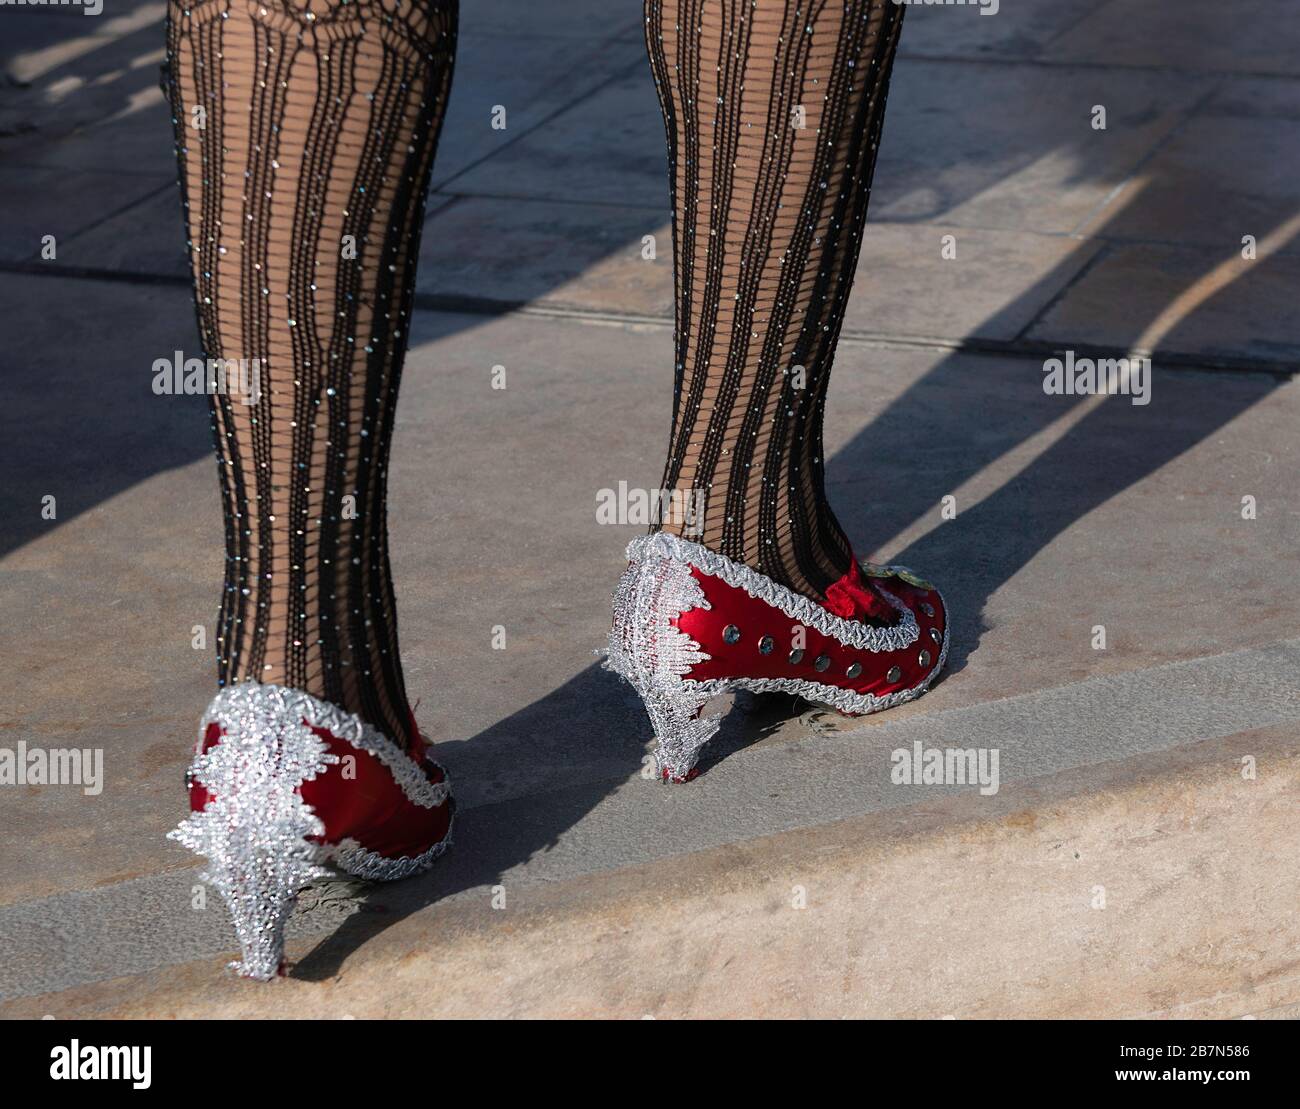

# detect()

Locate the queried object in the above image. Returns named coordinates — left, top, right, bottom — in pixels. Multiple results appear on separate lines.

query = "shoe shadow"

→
left=296, top=159, right=1298, bottom=983
left=289, top=666, right=799, bottom=980
left=831, top=369, right=1286, bottom=688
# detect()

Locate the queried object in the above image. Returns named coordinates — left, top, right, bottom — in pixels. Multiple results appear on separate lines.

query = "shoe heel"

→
left=169, top=690, right=339, bottom=979
left=197, top=822, right=328, bottom=979
left=606, top=542, right=724, bottom=782
left=639, top=677, right=720, bottom=782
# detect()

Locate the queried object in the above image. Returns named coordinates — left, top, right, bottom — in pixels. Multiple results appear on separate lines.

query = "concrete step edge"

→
left=6, top=721, right=1297, bottom=1018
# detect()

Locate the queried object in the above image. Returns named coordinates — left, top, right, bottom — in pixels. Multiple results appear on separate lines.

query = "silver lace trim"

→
left=327, top=822, right=454, bottom=882
left=201, top=684, right=449, bottom=809
left=606, top=547, right=722, bottom=779
left=627, top=532, right=919, bottom=653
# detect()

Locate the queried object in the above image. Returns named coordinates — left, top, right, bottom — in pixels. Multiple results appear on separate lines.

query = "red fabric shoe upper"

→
left=189, top=721, right=451, bottom=861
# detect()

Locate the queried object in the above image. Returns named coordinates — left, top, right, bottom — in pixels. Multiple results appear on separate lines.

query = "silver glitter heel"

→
left=605, top=542, right=725, bottom=782
left=170, top=685, right=454, bottom=980
left=170, top=691, right=337, bottom=979
left=195, top=816, right=326, bottom=981
left=640, top=678, right=723, bottom=783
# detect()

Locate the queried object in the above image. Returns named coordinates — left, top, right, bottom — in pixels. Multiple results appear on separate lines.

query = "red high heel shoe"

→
left=169, top=684, right=453, bottom=979
left=607, top=533, right=948, bottom=781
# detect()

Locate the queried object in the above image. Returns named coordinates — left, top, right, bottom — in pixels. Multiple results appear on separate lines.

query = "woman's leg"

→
left=646, top=0, right=906, bottom=602
left=164, top=0, right=457, bottom=749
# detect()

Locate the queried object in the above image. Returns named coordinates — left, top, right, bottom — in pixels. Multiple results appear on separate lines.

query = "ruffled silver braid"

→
left=629, top=532, right=920, bottom=652
left=199, top=684, right=450, bottom=808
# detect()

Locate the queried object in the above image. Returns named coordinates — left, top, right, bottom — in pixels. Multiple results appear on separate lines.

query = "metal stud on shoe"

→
left=814, top=655, right=831, bottom=672
left=788, top=648, right=804, bottom=664
left=919, top=650, right=931, bottom=667
left=920, top=602, right=935, bottom=617
left=758, top=635, right=774, bottom=655
left=887, top=666, right=902, bottom=682
left=846, top=662, right=862, bottom=679
left=723, top=624, right=741, bottom=644
left=930, top=627, right=942, bottom=643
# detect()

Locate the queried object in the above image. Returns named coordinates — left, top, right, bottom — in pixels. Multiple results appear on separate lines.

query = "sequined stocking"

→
left=164, top=0, right=457, bottom=750
left=646, top=0, right=906, bottom=602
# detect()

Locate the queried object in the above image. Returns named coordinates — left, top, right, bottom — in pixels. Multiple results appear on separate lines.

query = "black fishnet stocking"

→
left=164, top=0, right=457, bottom=749
left=646, top=0, right=906, bottom=601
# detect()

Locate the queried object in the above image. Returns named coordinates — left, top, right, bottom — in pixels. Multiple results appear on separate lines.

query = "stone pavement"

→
left=1, top=0, right=1297, bottom=1017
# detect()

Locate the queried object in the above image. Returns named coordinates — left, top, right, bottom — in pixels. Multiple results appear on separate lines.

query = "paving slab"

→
left=897, top=0, right=1099, bottom=62
left=3, top=87, right=173, bottom=182
left=430, top=31, right=645, bottom=190
left=0, top=167, right=169, bottom=264
left=445, top=63, right=668, bottom=206
left=869, top=59, right=1213, bottom=233
left=1026, top=242, right=1300, bottom=363
left=416, top=195, right=672, bottom=316
left=456, top=54, right=1214, bottom=236
left=1046, top=0, right=1300, bottom=77
left=461, top=0, right=642, bottom=42
left=1079, top=115, right=1300, bottom=254
left=1204, top=74, right=1300, bottom=121
left=844, top=222, right=1103, bottom=341
left=0, top=1, right=167, bottom=156
left=49, top=180, right=188, bottom=278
